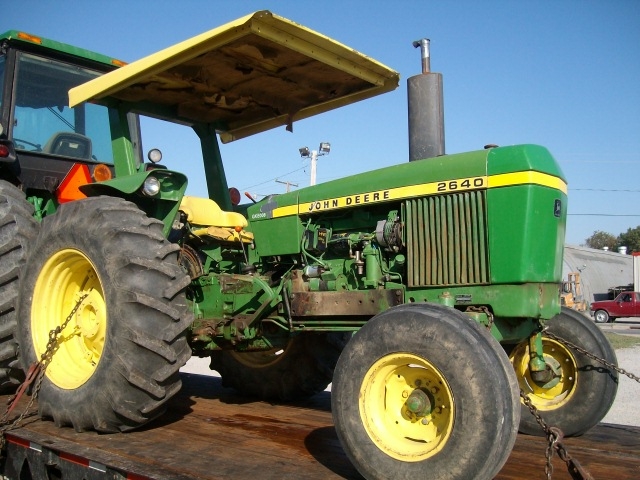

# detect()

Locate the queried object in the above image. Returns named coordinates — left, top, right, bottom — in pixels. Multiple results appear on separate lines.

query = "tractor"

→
left=0, top=12, right=618, bottom=480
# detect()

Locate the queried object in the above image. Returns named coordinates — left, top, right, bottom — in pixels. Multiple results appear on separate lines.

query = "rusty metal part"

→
left=412, top=38, right=431, bottom=74
left=4, top=363, right=40, bottom=419
left=289, top=289, right=403, bottom=317
left=178, top=244, right=204, bottom=279
left=465, top=305, right=494, bottom=330
left=530, top=366, right=556, bottom=385
left=405, top=388, right=433, bottom=416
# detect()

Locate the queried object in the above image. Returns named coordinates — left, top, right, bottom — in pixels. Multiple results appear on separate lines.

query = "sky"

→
left=5, top=0, right=640, bottom=246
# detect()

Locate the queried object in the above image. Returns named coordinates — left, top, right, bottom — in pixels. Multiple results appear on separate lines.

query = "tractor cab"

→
left=0, top=30, right=141, bottom=218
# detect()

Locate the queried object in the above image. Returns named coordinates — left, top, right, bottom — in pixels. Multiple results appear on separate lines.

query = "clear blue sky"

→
left=6, top=0, right=640, bottom=246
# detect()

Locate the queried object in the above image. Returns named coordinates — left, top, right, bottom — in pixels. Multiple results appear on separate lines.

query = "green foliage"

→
left=584, top=230, right=618, bottom=250
left=617, top=226, right=640, bottom=254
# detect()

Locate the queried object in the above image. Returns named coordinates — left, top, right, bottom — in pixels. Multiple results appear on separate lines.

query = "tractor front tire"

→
left=16, top=197, right=192, bottom=432
left=0, top=181, right=38, bottom=390
left=511, top=307, right=618, bottom=437
left=210, top=332, right=350, bottom=400
left=332, top=304, right=520, bottom=480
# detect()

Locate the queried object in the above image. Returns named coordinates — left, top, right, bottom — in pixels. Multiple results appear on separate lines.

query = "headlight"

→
left=147, top=148, right=162, bottom=163
left=142, top=176, right=161, bottom=197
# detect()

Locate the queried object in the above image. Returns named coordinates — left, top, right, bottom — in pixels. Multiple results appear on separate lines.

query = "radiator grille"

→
left=405, top=191, right=489, bottom=287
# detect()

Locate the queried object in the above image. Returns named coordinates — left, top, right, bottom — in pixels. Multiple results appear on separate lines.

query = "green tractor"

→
left=0, top=11, right=617, bottom=479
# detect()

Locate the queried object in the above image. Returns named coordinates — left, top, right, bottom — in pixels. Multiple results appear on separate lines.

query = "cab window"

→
left=11, top=52, right=115, bottom=163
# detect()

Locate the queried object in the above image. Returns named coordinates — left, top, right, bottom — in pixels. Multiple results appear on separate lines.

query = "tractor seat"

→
left=43, top=132, right=92, bottom=160
left=180, top=196, right=248, bottom=228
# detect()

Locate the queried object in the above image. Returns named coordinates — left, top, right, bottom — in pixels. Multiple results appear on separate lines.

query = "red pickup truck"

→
left=590, top=291, right=640, bottom=323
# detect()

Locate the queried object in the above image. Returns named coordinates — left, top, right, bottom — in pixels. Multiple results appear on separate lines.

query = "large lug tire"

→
left=210, top=332, right=350, bottom=401
left=510, top=307, right=618, bottom=437
left=16, top=196, right=192, bottom=432
left=593, top=309, right=609, bottom=324
left=0, top=181, right=39, bottom=390
left=332, top=304, right=520, bottom=480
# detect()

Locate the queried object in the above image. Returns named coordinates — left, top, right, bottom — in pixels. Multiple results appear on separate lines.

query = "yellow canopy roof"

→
left=69, top=10, right=399, bottom=142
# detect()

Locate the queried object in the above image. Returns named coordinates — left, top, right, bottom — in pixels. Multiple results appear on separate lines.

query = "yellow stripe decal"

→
left=270, top=171, right=567, bottom=218
left=487, top=171, right=568, bottom=194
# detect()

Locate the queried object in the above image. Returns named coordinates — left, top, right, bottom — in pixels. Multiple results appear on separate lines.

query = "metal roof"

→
left=563, top=244, right=634, bottom=302
left=68, top=10, right=399, bottom=143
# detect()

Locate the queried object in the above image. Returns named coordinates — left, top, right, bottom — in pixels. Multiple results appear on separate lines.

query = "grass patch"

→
left=604, top=332, right=640, bottom=350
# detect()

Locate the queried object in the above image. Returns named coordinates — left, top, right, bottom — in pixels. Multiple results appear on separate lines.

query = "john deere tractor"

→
left=0, top=12, right=617, bottom=480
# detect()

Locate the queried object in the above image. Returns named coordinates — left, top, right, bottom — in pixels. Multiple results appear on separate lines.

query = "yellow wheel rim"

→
left=32, top=248, right=107, bottom=389
left=359, top=353, right=455, bottom=462
left=510, top=338, right=577, bottom=410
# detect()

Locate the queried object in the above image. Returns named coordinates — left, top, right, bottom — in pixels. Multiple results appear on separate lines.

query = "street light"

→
left=299, top=142, right=330, bottom=186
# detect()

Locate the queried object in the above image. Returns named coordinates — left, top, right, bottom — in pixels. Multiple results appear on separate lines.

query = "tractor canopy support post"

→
left=194, top=123, right=232, bottom=210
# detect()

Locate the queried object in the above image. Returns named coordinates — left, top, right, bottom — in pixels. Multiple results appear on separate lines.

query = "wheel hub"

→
left=359, top=353, right=455, bottom=462
left=510, top=338, right=577, bottom=410
left=32, top=248, right=107, bottom=389
left=75, top=291, right=103, bottom=340
left=405, top=388, right=433, bottom=416
left=531, top=357, right=562, bottom=389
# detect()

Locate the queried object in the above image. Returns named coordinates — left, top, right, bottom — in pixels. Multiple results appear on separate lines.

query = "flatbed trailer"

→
left=1, top=373, right=638, bottom=480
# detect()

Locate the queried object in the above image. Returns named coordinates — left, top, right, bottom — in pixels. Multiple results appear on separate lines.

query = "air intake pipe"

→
left=408, top=38, right=445, bottom=161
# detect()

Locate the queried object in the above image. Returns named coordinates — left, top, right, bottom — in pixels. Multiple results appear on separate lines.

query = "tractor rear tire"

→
left=210, top=332, right=350, bottom=400
left=0, top=181, right=38, bottom=391
left=332, top=304, right=520, bottom=480
left=511, top=307, right=618, bottom=437
left=16, top=196, right=192, bottom=432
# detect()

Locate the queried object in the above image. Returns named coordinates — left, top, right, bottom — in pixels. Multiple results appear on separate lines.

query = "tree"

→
left=617, top=226, right=640, bottom=254
left=584, top=230, right=618, bottom=251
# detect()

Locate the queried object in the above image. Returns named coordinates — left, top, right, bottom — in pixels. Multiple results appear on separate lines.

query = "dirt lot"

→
left=598, top=316, right=640, bottom=426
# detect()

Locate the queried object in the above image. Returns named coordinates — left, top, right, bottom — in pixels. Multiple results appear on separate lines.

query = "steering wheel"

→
left=13, top=137, right=42, bottom=151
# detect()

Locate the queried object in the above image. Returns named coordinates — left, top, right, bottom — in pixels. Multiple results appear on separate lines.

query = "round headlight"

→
left=147, top=148, right=162, bottom=163
left=142, top=176, right=161, bottom=197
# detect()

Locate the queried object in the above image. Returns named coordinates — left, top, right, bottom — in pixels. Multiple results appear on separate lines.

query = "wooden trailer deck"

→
left=1, top=372, right=639, bottom=479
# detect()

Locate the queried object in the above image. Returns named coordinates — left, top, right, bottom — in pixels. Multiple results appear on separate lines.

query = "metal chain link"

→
left=0, top=294, right=88, bottom=451
left=520, top=391, right=555, bottom=479
left=466, top=305, right=494, bottom=330
left=518, top=326, right=639, bottom=480
left=545, top=330, right=640, bottom=383
left=520, top=390, right=594, bottom=480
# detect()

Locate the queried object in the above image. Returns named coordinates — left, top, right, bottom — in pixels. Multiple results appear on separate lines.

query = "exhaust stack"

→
left=408, top=38, right=445, bottom=161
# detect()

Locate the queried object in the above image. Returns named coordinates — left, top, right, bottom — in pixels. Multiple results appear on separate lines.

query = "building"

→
left=562, top=245, right=634, bottom=303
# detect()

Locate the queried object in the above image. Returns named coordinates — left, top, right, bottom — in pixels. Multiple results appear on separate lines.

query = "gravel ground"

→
left=182, top=325, right=640, bottom=428
left=601, top=345, right=640, bottom=427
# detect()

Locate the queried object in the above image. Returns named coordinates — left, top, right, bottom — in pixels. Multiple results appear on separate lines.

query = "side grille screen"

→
left=405, top=191, right=489, bottom=287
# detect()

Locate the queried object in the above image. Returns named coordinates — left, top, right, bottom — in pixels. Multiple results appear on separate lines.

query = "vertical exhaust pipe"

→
left=408, top=38, right=445, bottom=161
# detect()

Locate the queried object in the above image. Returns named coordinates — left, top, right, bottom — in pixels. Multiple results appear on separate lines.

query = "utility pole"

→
left=275, top=179, right=298, bottom=192
left=299, top=142, right=331, bottom=186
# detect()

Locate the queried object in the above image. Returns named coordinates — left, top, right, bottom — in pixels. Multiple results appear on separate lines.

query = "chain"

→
left=518, top=326, right=635, bottom=480
left=520, top=390, right=594, bottom=480
left=520, top=391, right=555, bottom=479
left=466, top=305, right=494, bottom=330
left=545, top=330, right=640, bottom=383
left=0, top=294, right=88, bottom=451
